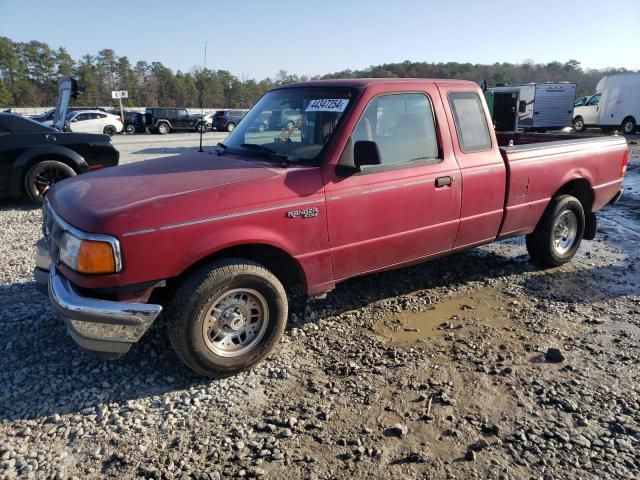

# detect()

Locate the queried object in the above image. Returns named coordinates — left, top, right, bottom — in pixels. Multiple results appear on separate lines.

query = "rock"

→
left=468, top=439, right=490, bottom=452
left=545, top=348, right=565, bottom=363
left=571, top=434, right=591, bottom=449
left=404, top=451, right=428, bottom=463
left=465, top=450, right=476, bottom=461
left=387, top=423, right=408, bottom=438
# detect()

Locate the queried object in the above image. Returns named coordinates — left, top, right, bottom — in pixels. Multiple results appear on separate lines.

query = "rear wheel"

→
left=157, top=122, right=170, bottom=135
left=125, top=123, right=136, bottom=134
left=572, top=117, right=585, bottom=132
left=167, top=259, right=288, bottom=377
left=24, top=160, right=76, bottom=205
left=622, top=117, right=637, bottom=135
left=526, top=195, right=585, bottom=268
left=226, top=122, right=236, bottom=132
left=196, top=122, right=207, bottom=133
left=258, top=123, right=266, bottom=133
left=103, top=125, right=116, bottom=136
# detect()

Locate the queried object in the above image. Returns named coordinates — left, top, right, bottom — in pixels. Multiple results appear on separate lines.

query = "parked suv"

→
left=212, top=109, right=248, bottom=132
left=64, top=110, right=123, bottom=136
left=145, top=108, right=199, bottom=134
left=122, top=111, right=148, bottom=134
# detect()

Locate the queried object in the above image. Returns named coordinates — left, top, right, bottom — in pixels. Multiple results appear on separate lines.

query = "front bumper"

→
left=34, top=239, right=162, bottom=358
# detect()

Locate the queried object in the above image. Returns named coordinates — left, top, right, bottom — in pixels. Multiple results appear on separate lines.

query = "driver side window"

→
left=351, top=93, right=439, bottom=166
left=586, top=94, right=601, bottom=106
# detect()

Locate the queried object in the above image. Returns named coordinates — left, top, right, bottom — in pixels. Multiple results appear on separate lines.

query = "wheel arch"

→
left=554, top=178, right=594, bottom=213
left=9, top=147, right=87, bottom=197
left=552, top=178, right=596, bottom=240
left=168, top=242, right=308, bottom=297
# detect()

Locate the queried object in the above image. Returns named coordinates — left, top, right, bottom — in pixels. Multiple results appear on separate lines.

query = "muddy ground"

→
left=0, top=134, right=638, bottom=480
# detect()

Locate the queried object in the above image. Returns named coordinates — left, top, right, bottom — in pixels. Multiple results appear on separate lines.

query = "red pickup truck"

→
left=35, top=79, right=628, bottom=377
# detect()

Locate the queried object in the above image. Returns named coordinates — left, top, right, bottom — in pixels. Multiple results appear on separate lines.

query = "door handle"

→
left=46, top=134, right=57, bottom=142
left=435, top=176, right=453, bottom=188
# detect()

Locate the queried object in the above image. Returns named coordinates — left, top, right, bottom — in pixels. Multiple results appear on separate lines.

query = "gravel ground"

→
left=1, top=133, right=639, bottom=480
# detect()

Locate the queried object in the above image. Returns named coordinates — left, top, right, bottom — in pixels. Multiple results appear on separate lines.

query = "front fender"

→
left=9, top=146, right=88, bottom=197
left=179, top=224, right=300, bottom=273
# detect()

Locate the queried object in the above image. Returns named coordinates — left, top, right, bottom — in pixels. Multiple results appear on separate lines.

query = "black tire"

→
left=196, top=122, right=207, bottom=133
left=622, top=117, right=637, bottom=135
left=226, top=122, right=236, bottom=132
left=103, top=125, right=116, bottom=136
left=157, top=122, right=170, bottom=135
left=286, top=120, right=294, bottom=129
left=258, top=123, right=266, bottom=133
left=572, top=117, right=585, bottom=132
left=526, top=195, right=585, bottom=268
left=24, top=160, right=76, bottom=205
left=125, top=123, right=136, bottom=134
left=167, top=259, right=288, bottom=377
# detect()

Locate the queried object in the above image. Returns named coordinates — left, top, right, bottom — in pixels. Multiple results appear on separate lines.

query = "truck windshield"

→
left=223, top=87, right=357, bottom=165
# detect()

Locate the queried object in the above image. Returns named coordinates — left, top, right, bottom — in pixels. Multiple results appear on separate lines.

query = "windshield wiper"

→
left=240, top=143, right=288, bottom=168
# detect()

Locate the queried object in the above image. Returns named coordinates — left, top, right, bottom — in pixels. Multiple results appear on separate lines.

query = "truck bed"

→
left=496, top=133, right=627, bottom=239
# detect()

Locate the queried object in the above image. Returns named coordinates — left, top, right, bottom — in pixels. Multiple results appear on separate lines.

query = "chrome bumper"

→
left=34, top=239, right=162, bottom=357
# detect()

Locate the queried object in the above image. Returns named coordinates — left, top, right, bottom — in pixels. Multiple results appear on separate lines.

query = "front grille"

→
left=42, top=202, right=64, bottom=264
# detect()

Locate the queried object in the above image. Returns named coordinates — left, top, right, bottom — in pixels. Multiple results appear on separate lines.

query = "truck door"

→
left=439, top=89, right=507, bottom=248
left=323, top=88, right=462, bottom=280
left=581, top=93, right=601, bottom=125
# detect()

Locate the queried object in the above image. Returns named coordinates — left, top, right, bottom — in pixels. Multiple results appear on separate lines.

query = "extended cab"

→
left=34, top=79, right=628, bottom=377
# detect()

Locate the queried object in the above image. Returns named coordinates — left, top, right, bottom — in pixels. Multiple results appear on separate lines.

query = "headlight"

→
left=59, top=231, right=119, bottom=274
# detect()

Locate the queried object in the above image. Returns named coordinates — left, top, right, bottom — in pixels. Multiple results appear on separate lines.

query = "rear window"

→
left=448, top=92, right=492, bottom=153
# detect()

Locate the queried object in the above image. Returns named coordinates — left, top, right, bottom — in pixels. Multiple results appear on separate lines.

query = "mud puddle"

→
left=373, top=287, right=517, bottom=344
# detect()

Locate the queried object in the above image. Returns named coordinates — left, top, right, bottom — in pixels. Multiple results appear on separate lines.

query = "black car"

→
left=0, top=113, right=119, bottom=204
left=212, top=109, right=248, bottom=132
left=122, top=111, right=148, bottom=134
left=145, top=107, right=199, bottom=134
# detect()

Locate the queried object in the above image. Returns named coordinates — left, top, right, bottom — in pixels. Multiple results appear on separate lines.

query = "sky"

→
left=1, top=0, right=639, bottom=80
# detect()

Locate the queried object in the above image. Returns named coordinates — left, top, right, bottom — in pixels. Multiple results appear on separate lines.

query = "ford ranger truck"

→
left=34, top=79, right=628, bottom=377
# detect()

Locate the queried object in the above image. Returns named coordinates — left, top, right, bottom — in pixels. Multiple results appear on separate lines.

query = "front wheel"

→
left=572, top=117, right=585, bottom=132
left=526, top=195, right=585, bottom=268
left=226, top=122, right=236, bottom=132
left=167, top=259, right=288, bottom=377
left=24, top=160, right=76, bottom=204
left=196, top=122, right=207, bottom=133
left=622, top=117, right=637, bottom=135
left=125, top=123, right=136, bottom=134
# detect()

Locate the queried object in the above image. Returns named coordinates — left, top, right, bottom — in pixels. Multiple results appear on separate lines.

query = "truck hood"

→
left=48, top=151, right=317, bottom=236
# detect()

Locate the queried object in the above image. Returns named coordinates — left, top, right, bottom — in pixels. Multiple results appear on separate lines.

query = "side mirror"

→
left=518, top=100, right=527, bottom=113
left=354, top=140, right=382, bottom=168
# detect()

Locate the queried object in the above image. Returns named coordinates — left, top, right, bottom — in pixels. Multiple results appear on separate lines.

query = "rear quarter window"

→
left=448, top=92, right=492, bottom=153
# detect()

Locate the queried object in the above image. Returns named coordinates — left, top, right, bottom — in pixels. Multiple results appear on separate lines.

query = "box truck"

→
left=572, top=73, right=640, bottom=134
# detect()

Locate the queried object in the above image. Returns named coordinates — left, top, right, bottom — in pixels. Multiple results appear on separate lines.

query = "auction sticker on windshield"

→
left=305, top=99, right=349, bottom=112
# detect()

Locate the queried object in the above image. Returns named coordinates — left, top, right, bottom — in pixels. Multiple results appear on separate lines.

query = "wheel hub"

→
left=221, top=308, right=246, bottom=331
left=552, top=210, right=578, bottom=255
left=201, top=288, right=269, bottom=358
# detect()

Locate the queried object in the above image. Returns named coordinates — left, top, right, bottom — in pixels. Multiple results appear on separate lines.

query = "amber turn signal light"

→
left=77, top=240, right=116, bottom=274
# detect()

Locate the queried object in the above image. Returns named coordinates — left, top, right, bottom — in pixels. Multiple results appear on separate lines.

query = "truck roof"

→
left=276, top=78, right=478, bottom=89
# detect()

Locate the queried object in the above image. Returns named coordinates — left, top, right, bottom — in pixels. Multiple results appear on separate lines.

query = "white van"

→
left=573, top=73, right=640, bottom=134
